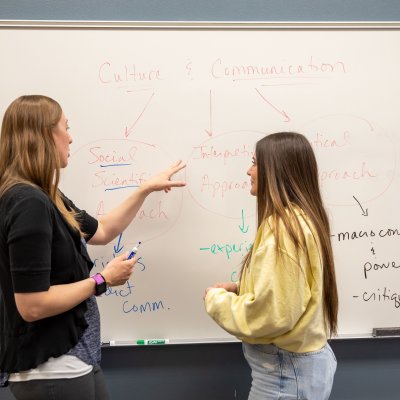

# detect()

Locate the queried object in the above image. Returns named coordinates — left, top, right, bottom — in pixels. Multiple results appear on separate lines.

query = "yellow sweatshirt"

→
left=205, top=212, right=327, bottom=353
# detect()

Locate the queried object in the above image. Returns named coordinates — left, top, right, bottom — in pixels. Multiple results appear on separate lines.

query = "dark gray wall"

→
left=103, top=339, right=400, bottom=400
left=1, top=2, right=400, bottom=399
left=0, top=0, right=400, bottom=22
left=2, top=339, right=400, bottom=399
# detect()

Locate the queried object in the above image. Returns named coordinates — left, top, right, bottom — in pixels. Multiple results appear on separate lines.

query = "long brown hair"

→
left=243, top=132, right=338, bottom=336
left=0, top=95, right=81, bottom=233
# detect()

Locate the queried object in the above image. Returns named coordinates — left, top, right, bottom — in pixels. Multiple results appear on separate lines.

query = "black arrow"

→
left=353, top=196, right=368, bottom=216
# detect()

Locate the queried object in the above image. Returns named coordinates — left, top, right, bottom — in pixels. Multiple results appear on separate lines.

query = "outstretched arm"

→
left=89, top=160, right=186, bottom=245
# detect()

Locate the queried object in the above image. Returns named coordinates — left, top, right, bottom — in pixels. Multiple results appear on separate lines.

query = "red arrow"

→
left=205, top=89, right=214, bottom=137
left=124, top=92, right=155, bottom=138
left=255, top=88, right=290, bottom=122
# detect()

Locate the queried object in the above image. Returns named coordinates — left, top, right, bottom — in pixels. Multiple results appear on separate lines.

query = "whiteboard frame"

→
left=0, top=20, right=400, bottom=29
left=101, top=334, right=400, bottom=347
left=2, top=19, right=400, bottom=344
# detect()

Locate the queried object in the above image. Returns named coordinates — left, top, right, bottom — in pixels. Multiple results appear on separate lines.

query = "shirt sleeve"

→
left=60, top=192, right=98, bottom=241
left=7, top=194, right=53, bottom=293
left=204, top=244, right=312, bottom=340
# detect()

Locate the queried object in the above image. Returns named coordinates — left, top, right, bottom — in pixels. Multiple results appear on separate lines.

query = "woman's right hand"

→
left=204, top=282, right=238, bottom=299
left=212, top=282, right=238, bottom=293
left=101, top=252, right=136, bottom=286
left=140, top=160, right=186, bottom=194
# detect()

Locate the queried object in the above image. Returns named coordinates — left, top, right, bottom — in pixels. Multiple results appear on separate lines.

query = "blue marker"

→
left=128, top=241, right=141, bottom=259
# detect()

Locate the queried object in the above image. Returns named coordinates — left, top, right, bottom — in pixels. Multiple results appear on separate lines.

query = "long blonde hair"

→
left=242, top=132, right=338, bottom=336
left=0, top=95, right=81, bottom=233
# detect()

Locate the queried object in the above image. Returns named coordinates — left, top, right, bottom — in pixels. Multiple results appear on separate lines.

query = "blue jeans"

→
left=242, top=342, right=337, bottom=400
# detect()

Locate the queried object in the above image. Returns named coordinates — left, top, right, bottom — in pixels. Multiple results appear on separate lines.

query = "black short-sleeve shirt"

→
left=0, top=184, right=98, bottom=373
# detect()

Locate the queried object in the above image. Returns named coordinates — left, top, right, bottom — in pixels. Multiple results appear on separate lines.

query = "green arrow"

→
left=238, top=209, right=249, bottom=233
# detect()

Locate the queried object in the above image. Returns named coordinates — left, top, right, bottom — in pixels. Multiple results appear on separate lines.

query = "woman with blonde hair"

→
left=0, top=95, right=185, bottom=400
left=205, top=132, right=338, bottom=399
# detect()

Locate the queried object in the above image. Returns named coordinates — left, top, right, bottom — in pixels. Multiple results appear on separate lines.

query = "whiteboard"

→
left=1, top=25, right=400, bottom=342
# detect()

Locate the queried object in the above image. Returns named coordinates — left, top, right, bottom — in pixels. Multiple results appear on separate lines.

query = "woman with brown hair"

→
left=205, top=132, right=338, bottom=399
left=0, top=95, right=185, bottom=400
